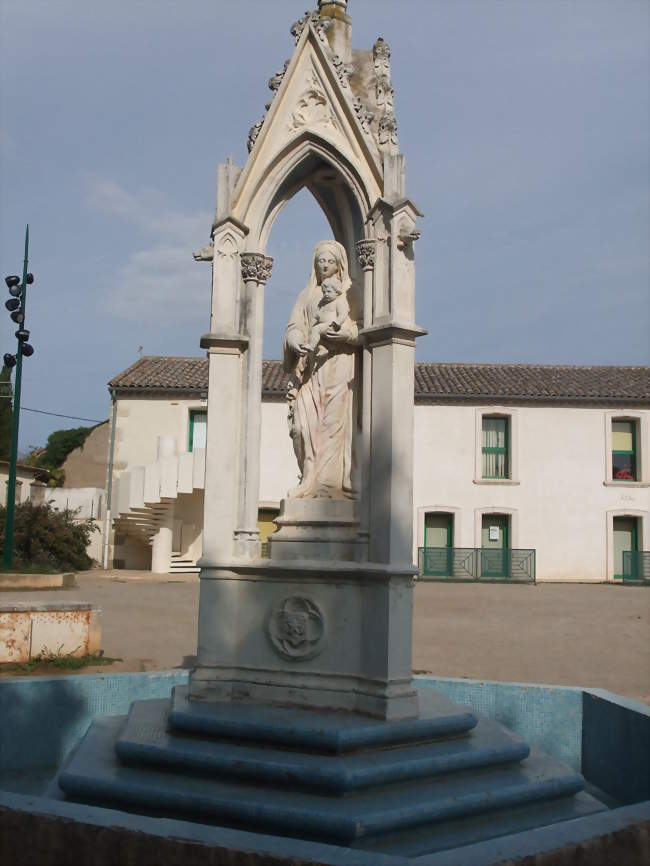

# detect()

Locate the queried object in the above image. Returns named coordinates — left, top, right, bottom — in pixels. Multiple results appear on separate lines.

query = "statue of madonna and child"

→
left=283, top=240, right=360, bottom=500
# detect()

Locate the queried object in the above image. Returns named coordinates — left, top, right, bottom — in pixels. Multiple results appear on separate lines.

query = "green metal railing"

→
left=418, top=547, right=536, bottom=583
left=622, top=551, right=650, bottom=584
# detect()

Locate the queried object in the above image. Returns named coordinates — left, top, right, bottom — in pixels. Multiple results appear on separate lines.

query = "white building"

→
left=107, top=356, right=649, bottom=583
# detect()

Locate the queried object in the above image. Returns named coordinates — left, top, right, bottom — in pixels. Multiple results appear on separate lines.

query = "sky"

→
left=0, top=0, right=648, bottom=452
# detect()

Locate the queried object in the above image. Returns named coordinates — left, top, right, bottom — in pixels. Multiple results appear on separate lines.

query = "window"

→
left=612, top=420, right=636, bottom=481
left=482, top=416, right=508, bottom=479
left=189, top=411, right=207, bottom=452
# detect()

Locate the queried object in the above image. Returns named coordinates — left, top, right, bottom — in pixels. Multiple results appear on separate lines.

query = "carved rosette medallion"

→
left=356, top=239, right=376, bottom=271
left=241, top=253, right=274, bottom=284
left=267, top=596, right=326, bottom=661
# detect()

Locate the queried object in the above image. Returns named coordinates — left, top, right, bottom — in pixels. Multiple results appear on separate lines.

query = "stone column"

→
left=356, top=239, right=375, bottom=541
left=199, top=219, right=249, bottom=563
left=361, top=199, right=425, bottom=565
left=151, top=503, right=174, bottom=573
left=234, top=253, right=273, bottom=558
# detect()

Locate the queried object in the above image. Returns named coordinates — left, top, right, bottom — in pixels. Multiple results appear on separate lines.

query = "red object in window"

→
left=615, top=469, right=633, bottom=479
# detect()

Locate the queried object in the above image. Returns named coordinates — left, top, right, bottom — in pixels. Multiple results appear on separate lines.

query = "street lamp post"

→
left=3, top=225, right=35, bottom=568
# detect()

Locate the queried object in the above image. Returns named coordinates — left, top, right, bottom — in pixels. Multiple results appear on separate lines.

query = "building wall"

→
left=0, top=464, right=41, bottom=506
left=44, top=487, right=104, bottom=520
left=113, top=395, right=207, bottom=473
left=61, top=421, right=109, bottom=489
left=259, top=398, right=299, bottom=506
left=109, top=391, right=649, bottom=581
left=413, top=403, right=649, bottom=582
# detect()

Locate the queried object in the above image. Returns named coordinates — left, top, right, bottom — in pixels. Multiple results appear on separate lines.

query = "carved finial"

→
left=373, top=37, right=391, bottom=72
left=373, top=36, right=398, bottom=152
left=318, top=0, right=347, bottom=9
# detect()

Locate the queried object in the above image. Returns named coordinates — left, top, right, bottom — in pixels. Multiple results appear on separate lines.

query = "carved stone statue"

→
left=283, top=241, right=358, bottom=500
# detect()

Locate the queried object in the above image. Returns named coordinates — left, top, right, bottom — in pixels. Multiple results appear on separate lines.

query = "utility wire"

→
left=20, top=407, right=105, bottom=423
left=0, top=397, right=104, bottom=423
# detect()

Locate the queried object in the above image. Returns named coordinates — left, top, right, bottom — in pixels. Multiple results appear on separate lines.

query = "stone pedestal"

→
left=268, top=498, right=368, bottom=562
left=190, top=558, right=419, bottom=720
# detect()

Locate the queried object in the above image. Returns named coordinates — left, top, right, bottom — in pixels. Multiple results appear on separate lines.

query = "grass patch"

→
left=0, top=649, right=121, bottom=676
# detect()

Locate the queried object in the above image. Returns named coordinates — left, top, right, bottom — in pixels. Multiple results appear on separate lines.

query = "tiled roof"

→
left=109, top=357, right=210, bottom=393
left=109, top=357, right=650, bottom=405
left=414, top=363, right=650, bottom=403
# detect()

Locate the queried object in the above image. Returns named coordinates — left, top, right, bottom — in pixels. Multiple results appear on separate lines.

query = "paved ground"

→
left=2, top=571, right=648, bottom=703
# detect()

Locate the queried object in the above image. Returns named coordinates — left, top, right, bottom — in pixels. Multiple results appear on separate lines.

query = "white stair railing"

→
left=111, top=438, right=205, bottom=572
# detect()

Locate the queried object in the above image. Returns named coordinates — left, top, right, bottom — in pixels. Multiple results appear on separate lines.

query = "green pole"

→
left=3, top=224, right=29, bottom=569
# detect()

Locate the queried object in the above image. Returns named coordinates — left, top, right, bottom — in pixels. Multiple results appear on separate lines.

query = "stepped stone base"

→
left=53, top=685, right=608, bottom=856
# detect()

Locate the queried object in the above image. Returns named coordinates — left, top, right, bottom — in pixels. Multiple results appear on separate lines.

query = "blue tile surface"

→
left=582, top=689, right=650, bottom=804
left=418, top=677, right=583, bottom=771
left=0, top=671, right=189, bottom=773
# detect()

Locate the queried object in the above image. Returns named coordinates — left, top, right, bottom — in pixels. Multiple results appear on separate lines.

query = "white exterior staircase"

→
left=111, top=436, right=205, bottom=573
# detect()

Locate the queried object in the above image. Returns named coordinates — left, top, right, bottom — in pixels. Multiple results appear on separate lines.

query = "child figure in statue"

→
left=301, top=276, right=349, bottom=358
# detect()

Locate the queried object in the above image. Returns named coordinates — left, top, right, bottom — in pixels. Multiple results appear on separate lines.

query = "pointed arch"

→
left=233, top=132, right=379, bottom=262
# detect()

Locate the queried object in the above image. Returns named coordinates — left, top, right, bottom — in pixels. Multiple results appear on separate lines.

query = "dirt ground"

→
left=2, top=571, right=648, bottom=703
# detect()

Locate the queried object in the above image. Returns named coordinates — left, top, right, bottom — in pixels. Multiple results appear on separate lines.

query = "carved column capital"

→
left=356, top=239, right=376, bottom=271
left=240, top=253, right=273, bottom=284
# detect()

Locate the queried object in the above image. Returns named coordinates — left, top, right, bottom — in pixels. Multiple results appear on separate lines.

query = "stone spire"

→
left=318, top=0, right=351, bottom=62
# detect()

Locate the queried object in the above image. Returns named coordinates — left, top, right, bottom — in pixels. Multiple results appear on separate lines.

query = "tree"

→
left=25, top=425, right=97, bottom=487
left=0, top=366, right=13, bottom=461
left=0, top=501, right=97, bottom=570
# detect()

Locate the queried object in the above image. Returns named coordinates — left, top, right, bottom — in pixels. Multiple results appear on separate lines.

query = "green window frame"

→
left=612, top=420, right=637, bottom=481
left=482, top=416, right=509, bottom=479
left=188, top=410, right=207, bottom=452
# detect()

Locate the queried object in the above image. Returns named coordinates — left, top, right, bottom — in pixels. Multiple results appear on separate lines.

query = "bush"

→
left=0, top=502, right=98, bottom=571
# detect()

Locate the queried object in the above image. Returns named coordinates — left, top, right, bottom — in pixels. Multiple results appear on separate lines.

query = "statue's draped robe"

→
left=284, top=284, right=356, bottom=499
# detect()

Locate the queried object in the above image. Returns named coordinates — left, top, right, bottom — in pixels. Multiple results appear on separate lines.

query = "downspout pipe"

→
left=102, top=390, right=117, bottom=569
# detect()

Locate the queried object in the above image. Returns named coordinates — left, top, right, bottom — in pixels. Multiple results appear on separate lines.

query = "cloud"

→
left=107, top=244, right=210, bottom=324
left=86, top=176, right=212, bottom=322
left=86, top=176, right=208, bottom=243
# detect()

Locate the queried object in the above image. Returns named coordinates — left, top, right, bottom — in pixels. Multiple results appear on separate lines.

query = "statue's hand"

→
left=287, top=332, right=307, bottom=356
left=325, top=320, right=359, bottom=345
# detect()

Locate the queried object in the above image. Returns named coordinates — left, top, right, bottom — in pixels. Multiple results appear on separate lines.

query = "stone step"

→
left=168, top=560, right=200, bottom=572
left=168, top=685, right=478, bottom=753
left=354, top=790, right=608, bottom=857
left=116, top=698, right=529, bottom=794
left=57, top=714, right=587, bottom=844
